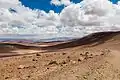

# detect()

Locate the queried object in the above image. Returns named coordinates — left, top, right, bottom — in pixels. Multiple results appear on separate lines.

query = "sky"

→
left=0, top=0, right=120, bottom=39
left=20, top=0, right=82, bottom=13
left=20, top=0, right=119, bottom=13
left=20, top=0, right=64, bottom=13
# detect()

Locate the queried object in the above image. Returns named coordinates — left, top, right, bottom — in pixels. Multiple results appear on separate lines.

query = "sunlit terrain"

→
left=0, top=0, right=120, bottom=80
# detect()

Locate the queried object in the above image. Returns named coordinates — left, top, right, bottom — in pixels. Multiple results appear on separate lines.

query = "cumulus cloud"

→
left=50, top=0, right=61, bottom=6
left=0, top=0, right=120, bottom=39
left=51, top=0, right=72, bottom=6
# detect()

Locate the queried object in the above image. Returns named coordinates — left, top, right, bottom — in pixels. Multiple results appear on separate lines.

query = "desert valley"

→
left=0, top=31, right=120, bottom=80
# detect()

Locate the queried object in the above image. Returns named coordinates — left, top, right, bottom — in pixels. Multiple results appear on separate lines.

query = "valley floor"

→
left=0, top=31, right=120, bottom=80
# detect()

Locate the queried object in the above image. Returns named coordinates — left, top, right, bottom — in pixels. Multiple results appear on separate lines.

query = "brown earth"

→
left=0, top=31, right=120, bottom=80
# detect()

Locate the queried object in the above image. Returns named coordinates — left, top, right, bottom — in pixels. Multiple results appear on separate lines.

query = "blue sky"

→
left=20, top=0, right=119, bottom=13
left=20, top=0, right=82, bottom=13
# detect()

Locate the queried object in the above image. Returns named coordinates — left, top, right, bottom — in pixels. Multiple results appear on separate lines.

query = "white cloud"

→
left=51, top=0, right=72, bottom=6
left=0, top=0, right=120, bottom=39
left=118, top=1, right=120, bottom=5
left=50, top=0, right=61, bottom=6
left=61, top=0, right=72, bottom=6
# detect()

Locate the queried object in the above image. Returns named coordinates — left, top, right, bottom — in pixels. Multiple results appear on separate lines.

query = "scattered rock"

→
left=80, top=53, right=83, bottom=56
left=60, top=64, right=63, bottom=66
left=89, top=54, right=93, bottom=58
left=71, top=60, right=76, bottom=64
left=48, top=60, right=58, bottom=65
left=67, top=56, right=70, bottom=59
left=5, top=76, right=9, bottom=79
left=85, top=52, right=89, bottom=55
left=101, top=53, right=104, bottom=55
left=89, top=56, right=93, bottom=58
left=47, top=67, right=49, bottom=69
left=22, top=56, right=27, bottom=58
left=32, top=66, right=36, bottom=68
left=46, top=55, right=49, bottom=57
left=36, top=53, right=41, bottom=56
left=17, top=65, right=25, bottom=69
left=95, top=55, right=99, bottom=56
left=80, top=52, right=94, bottom=60
left=101, top=49, right=110, bottom=55
left=76, top=75, right=80, bottom=79
left=84, top=52, right=90, bottom=60
left=61, top=60, right=66, bottom=64
left=83, top=75, right=87, bottom=79
left=78, top=59, right=81, bottom=62
left=27, top=75, right=31, bottom=78
left=62, top=52, right=67, bottom=55
left=32, top=59, right=37, bottom=61
left=17, top=65, right=36, bottom=69
left=90, top=54, right=93, bottom=56
left=84, top=57, right=89, bottom=60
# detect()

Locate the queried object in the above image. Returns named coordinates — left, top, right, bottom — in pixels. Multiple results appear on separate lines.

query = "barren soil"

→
left=0, top=31, right=120, bottom=80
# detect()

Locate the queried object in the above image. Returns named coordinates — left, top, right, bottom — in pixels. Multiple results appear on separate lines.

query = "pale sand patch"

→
left=11, top=49, right=42, bottom=54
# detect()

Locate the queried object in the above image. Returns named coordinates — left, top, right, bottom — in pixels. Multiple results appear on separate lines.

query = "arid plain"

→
left=0, top=31, right=120, bottom=80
